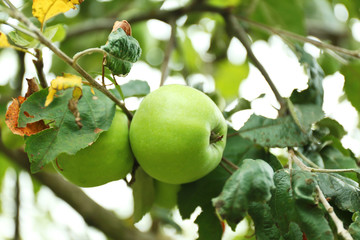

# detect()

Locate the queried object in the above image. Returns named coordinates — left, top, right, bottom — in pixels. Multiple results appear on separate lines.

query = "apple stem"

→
left=210, top=131, right=224, bottom=144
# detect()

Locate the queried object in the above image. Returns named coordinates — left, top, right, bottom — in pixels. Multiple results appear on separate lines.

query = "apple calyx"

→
left=210, top=131, right=224, bottom=144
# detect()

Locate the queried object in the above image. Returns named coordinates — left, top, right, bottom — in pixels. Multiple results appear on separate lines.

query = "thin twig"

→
left=225, top=14, right=287, bottom=114
left=5, top=4, right=133, bottom=120
left=160, top=18, right=177, bottom=86
left=289, top=149, right=359, bottom=174
left=241, top=17, right=360, bottom=59
left=73, top=48, right=108, bottom=64
left=220, top=161, right=233, bottom=175
left=221, top=157, right=239, bottom=170
left=315, top=185, right=353, bottom=240
left=294, top=150, right=320, bottom=169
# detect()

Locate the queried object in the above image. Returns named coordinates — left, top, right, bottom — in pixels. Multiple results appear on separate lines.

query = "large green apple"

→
left=130, top=84, right=227, bottom=184
left=53, top=110, right=134, bottom=187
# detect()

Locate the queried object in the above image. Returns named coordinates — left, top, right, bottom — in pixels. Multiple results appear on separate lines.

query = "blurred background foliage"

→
left=1, top=0, right=360, bottom=239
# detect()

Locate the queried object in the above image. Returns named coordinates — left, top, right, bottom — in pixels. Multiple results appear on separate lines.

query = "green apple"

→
left=53, top=110, right=134, bottom=187
left=130, top=84, right=227, bottom=184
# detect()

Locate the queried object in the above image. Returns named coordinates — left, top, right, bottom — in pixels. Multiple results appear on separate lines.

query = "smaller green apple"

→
left=130, top=84, right=227, bottom=184
left=53, top=110, right=134, bottom=187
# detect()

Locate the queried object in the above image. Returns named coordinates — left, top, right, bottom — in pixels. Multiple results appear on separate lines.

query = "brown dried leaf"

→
left=5, top=96, right=48, bottom=136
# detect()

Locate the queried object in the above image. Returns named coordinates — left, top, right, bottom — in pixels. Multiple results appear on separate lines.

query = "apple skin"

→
left=53, top=110, right=134, bottom=187
left=130, top=84, right=227, bottom=184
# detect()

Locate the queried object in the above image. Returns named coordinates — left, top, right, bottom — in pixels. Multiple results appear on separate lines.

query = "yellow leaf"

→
left=32, top=0, right=84, bottom=28
left=45, top=73, right=82, bottom=106
left=0, top=32, right=11, bottom=48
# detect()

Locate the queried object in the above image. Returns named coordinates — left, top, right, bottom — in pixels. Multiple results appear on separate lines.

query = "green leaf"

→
left=223, top=98, right=251, bottom=119
left=250, top=0, right=305, bottom=35
left=0, top=153, right=11, bottom=213
left=8, top=31, right=39, bottom=48
left=270, top=170, right=333, bottom=239
left=18, top=86, right=115, bottom=173
left=44, top=24, right=66, bottom=42
left=290, top=103, right=324, bottom=132
left=317, top=173, right=360, bottom=213
left=238, top=114, right=309, bottom=148
left=118, top=80, right=150, bottom=99
left=101, top=28, right=142, bottom=76
left=315, top=117, right=347, bottom=139
left=214, top=61, right=249, bottom=101
left=291, top=45, right=325, bottom=106
left=283, top=222, right=303, bottom=240
left=195, top=205, right=223, bottom=240
left=248, top=202, right=281, bottom=240
left=320, top=146, right=358, bottom=181
left=349, top=212, right=360, bottom=239
left=208, top=0, right=241, bottom=7
left=132, top=167, right=155, bottom=223
left=341, top=62, right=360, bottom=113
left=213, top=159, right=274, bottom=230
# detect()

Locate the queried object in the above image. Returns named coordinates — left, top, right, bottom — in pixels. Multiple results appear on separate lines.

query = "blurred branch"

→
left=32, top=49, right=48, bottom=88
left=14, top=172, right=20, bottom=240
left=0, top=133, right=156, bottom=240
left=4, top=3, right=133, bottom=120
left=13, top=51, right=25, bottom=96
left=224, top=14, right=287, bottom=114
left=66, top=4, right=230, bottom=38
left=241, top=17, right=360, bottom=59
left=160, top=18, right=177, bottom=87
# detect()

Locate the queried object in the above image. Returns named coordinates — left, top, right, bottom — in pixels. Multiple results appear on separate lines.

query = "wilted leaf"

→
left=0, top=31, right=11, bottom=48
left=270, top=170, right=333, bottom=239
left=101, top=28, right=142, bottom=76
left=45, top=73, right=82, bottom=107
left=5, top=96, right=48, bottom=136
left=32, top=0, right=84, bottom=27
left=18, top=86, right=115, bottom=173
left=238, top=114, right=309, bottom=148
left=132, top=167, right=155, bottom=223
left=213, top=159, right=274, bottom=230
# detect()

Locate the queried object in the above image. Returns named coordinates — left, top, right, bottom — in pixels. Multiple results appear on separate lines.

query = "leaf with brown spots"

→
left=5, top=96, right=48, bottom=136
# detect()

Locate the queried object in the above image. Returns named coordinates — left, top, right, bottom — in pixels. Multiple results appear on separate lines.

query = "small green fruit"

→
left=130, top=85, right=227, bottom=184
left=54, top=110, right=134, bottom=187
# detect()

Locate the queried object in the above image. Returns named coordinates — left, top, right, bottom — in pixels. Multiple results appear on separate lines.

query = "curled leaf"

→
left=32, top=0, right=84, bottom=28
left=101, top=25, right=142, bottom=76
